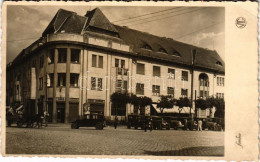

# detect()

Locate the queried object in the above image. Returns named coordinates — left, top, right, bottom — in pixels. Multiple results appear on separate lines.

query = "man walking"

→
left=114, top=116, right=118, bottom=129
left=198, top=119, right=203, bottom=131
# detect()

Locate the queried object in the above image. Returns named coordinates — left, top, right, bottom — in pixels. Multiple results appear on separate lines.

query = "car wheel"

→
left=71, top=123, right=78, bottom=129
left=95, top=123, right=103, bottom=130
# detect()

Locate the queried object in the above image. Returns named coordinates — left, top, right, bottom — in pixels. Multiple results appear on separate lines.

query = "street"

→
left=6, top=124, right=224, bottom=156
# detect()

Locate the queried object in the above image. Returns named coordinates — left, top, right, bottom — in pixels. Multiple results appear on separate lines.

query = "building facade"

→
left=6, top=8, right=225, bottom=123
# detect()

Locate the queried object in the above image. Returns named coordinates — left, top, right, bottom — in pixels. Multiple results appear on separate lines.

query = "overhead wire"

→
left=111, top=7, right=183, bottom=23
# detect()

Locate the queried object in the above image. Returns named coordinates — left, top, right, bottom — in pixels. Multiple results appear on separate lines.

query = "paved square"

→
left=6, top=124, right=224, bottom=156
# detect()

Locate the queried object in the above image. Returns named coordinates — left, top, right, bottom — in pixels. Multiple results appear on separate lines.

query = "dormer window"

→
left=216, top=61, right=223, bottom=66
left=171, top=49, right=181, bottom=57
left=142, top=44, right=152, bottom=51
left=158, top=48, right=167, bottom=54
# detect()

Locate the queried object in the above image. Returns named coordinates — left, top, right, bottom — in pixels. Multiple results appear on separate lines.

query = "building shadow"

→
left=143, top=146, right=224, bottom=156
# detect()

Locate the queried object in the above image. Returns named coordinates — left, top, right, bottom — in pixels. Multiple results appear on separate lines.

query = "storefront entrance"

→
left=88, top=99, right=105, bottom=114
left=57, top=103, right=65, bottom=123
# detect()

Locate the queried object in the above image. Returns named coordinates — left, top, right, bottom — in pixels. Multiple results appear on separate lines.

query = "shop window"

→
left=152, top=85, right=160, bottom=96
left=71, top=49, right=80, bottom=63
left=153, top=66, right=160, bottom=77
left=111, top=103, right=126, bottom=116
left=182, top=71, right=188, bottom=81
left=58, top=48, right=67, bottom=63
left=70, top=74, right=79, bottom=87
left=57, top=73, right=66, bottom=87
left=168, top=68, right=175, bottom=79
left=136, top=63, right=145, bottom=75
left=136, top=83, right=144, bottom=95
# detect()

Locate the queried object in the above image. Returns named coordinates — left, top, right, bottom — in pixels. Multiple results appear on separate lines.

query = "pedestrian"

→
left=198, top=119, right=203, bottom=131
left=149, top=119, right=153, bottom=132
left=44, top=111, right=49, bottom=127
left=114, top=116, right=118, bottom=129
left=184, top=118, right=188, bottom=130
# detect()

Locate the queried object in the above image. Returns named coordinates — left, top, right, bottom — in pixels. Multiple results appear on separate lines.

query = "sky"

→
left=6, top=5, right=224, bottom=64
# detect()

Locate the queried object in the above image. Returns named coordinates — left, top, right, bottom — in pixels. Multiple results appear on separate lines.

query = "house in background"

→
left=6, top=8, right=225, bottom=123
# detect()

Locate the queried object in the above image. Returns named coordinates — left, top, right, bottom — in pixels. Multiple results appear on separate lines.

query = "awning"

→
left=152, top=104, right=194, bottom=114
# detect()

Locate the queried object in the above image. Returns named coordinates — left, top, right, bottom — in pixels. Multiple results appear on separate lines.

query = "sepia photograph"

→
left=4, top=4, right=227, bottom=157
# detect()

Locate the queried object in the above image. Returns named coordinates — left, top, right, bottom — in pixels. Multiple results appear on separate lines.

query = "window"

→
left=39, top=77, right=43, bottom=90
left=92, top=54, right=103, bottom=68
left=92, top=55, right=97, bottom=67
left=153, top=66, right=160, bottom=77
left=136, top=83, right=144, bottom=95
left=121, top=60, right=125, bottom=68
left=217, top=77, right=224, bottom=86
left=91, top=77, right=96, bottom=90
left=48, top=49, right=55, bottom=64
left=136, top=63, right=145, bottom=75
left=71, top=49, right=80, bottom=63
left=152, top=85, right=160, bottom=96
left=58, top=48, right=67, bottom=63
left=182, top=71, right=188, bottom=81
left=168, top=68, right=175, bottom=79
left=111, top=103, right=126, bottom=116
left=40, top=55, right=44, bottom=68
left=47, top=74, right=54, bottom=87
left=91, top=77, right=102, bottom=90
left=216, top=61, right=223, bottom=66
left=97, top=78, right=102, bottom=91
left=159, top=48, right=167, bottom=54
left=123, top=81, right=128, bottom=93
left=98, top=56, right=103, bottom=68
left=167, top=87, right=174, bottom=97
left=216, top=93, right=224, bottom=99
left=142, top=44, right=152, bottom=50
left=181, top=88, right=188, bottom=97
left=57, top=73, right=66, bottom=86
left=116, top=80, right=122, bottom=92
left=115, top=59, right=119, bottom=67
left=70, top=74, right=79, bottom=87
left=32, top=60, right=36, bottom=68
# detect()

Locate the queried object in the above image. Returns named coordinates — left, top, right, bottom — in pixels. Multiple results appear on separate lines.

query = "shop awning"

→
left=152, top=104, right=194, bottom=114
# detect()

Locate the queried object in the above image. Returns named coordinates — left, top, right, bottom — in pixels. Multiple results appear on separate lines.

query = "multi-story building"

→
left=6, top=8, right=225, bottom=123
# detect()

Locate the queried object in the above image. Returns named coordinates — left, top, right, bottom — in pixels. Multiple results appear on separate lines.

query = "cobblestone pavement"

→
left=6, top=124, right=224, bottom=156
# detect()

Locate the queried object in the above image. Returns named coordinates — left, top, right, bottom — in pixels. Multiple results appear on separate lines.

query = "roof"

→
left=10, top=8, right=225, bottom=73
left=114, top=25, right=224, bottom=72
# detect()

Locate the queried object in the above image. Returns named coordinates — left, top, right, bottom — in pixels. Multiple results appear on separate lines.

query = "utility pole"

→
left=190, top=49, right=197, bottom=118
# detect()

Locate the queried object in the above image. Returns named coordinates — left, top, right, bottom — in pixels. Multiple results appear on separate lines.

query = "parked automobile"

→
left=127, top=114, right=150, bottom=130
left=151, top=116, right=170, bottom=130
left=71, top=113, right=105, bottom=130
left=164, top=117, right=184, bottom=130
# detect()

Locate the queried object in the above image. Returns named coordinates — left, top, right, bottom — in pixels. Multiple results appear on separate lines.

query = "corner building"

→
left=6, top=8, right=225, bottom=123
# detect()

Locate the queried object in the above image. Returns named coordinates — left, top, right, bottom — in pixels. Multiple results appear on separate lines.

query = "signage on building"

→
left=88, top=99, right=105, bottom=104
left=57, top=97, right=65, bottom=101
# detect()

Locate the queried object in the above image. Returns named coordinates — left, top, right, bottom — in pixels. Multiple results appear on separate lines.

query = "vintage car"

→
left=151, top=116, right=170, bottom=130
left=127, top=114, right=150, bottom=130
left=71, top=113, right=105, bottom=130
left=164, top=117, right=184, bottom=130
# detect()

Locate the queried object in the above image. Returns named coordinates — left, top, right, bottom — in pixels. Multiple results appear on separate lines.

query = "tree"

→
left=129, top=94, right=152, bottom=115
left=110, top=92, right=131, bottom=115
left=177, top=97, right=191, bottom=108
left=195, top=98, right=209, bottom=110
left=213, top=98, right=225, bottom=118
left=157, top=95, right=176, bottom=113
